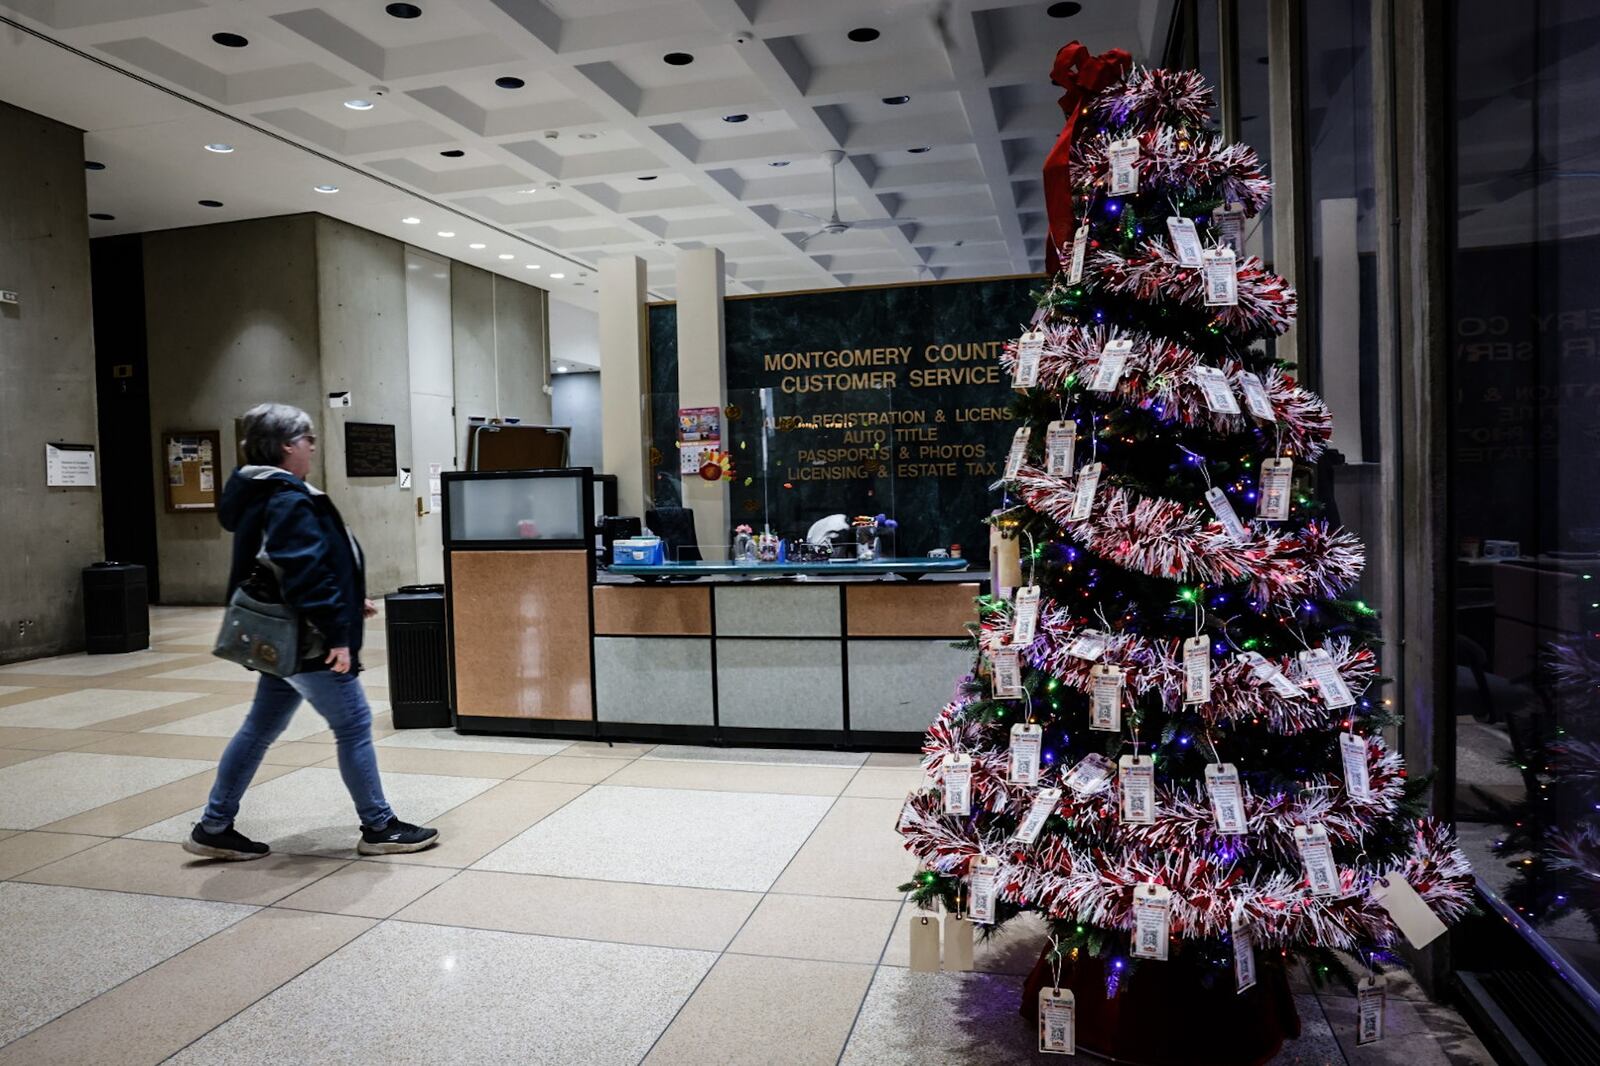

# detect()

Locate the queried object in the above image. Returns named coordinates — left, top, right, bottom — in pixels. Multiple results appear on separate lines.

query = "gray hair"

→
left=240, top=403, right=314, bottom=466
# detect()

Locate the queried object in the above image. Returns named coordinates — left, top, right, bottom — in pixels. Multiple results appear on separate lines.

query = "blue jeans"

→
left=201, top=669, right=395, bottom=832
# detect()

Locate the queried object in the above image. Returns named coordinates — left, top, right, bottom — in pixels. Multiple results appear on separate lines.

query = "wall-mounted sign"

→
left=345, top=422, right=398, bottom=478
left=45, top=442, right=96, bottom=487
left=328, top=391, right=352, bottom=409
left=677, top=405, right=722, bottom=474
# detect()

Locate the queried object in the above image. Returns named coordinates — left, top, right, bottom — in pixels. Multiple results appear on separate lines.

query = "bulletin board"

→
left=164, top=430, right=221, bottom=512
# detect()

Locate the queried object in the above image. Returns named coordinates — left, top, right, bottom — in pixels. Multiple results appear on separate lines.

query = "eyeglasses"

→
left=294, top=433, right=318, bottom=446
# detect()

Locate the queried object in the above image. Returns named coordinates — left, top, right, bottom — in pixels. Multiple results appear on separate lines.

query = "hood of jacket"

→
left=218, top=466, right=312, bottom=532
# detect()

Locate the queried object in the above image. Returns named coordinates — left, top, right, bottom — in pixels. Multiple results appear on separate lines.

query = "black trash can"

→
left=385, top=585, right=451, bottom=729
left=82, top=562, right=149, bottom=654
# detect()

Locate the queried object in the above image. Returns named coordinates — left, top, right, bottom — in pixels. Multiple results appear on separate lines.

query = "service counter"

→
left=441, top=470, right=982, bottom=750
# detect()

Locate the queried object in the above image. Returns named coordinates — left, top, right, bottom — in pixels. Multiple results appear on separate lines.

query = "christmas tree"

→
left=895, top=44, right=1474, bottom=1059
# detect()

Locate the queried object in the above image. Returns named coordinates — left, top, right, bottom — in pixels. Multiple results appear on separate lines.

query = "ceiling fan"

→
left=787, top=149, right=917, bottom=247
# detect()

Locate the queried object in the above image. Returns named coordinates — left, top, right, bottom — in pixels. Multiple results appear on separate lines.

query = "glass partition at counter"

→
left=443, top=469, right=593, bottom=547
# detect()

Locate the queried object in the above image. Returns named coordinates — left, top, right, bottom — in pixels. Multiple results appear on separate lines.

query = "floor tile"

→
left=0, top=727, right=115, bottom=752
left=728, top=894, right=900, bottom=964
left=863, top=752, right=925, bottom=768
left=0, top=882, right=253, bottom=1046
left=148, top=659, right=270, bottom=682
left=144, top=702, right=330, bottom=743
left=18, top=838, right=349, bottom=906
left=514, top=755, right=632, bottom=784
left=643, top=745, right=867, bottom=768
left=644, top=954, right=873, bottom=1066
left=1275, top=994, right=1348, bottom=1066
left=837, top=967, right=1036, bottom=1065
left=128, top=766, right=500, bottom=857
left=605, top=758, right=854, bottom=796
left=39, top=765, right=290, bottom=837
left=844, top=766, right=926, bottom=798
left=0, top=688, right=210, bottom=730
left=274, top=860, right=458, bottom=918
left=167, top=920, right=715, bottom=1066
left=880, top=904, right=1048, bottom=974
left=0, top=832, right=105, bottom=880
left=377, top=728, right=571, bottom=756
left=395, top=869, right=759, bottom=951
left=0, top=752, right=215, bottom=830
left=362, top=779, right=587, bottom=869
left=0, top=908, right=372, bottom=1066
left=561, top=739, right=657, bottom=759
left=73, top=731, right=229, bottom=761
left=772, top=796, right=914, bottom=899
left=474, top=785, right=833, bottom=891
left=359, top=745, right=544, bottom=779
left=0, top=651, right=193, bottom=679
left=0, top=748, right=45, bottom=770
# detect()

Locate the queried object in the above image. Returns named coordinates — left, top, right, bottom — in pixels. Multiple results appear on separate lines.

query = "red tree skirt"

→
left=1021, top=948, right=1300, bottom=1065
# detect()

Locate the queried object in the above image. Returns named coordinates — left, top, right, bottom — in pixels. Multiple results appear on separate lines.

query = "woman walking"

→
left=186, top=403, right=439, bottom=860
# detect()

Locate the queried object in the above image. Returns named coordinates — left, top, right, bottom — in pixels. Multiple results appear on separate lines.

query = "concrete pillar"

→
left=599, top=255, right=649, bottom=518
left=1317, top=198, right=1363, bottom=461
left=674, top=248, right=730, bottom=556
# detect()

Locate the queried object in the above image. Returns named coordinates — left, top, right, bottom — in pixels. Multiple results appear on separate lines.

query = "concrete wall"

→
left=552, top=372, right=602, bottom=469
left=314, top=216, right=414, bottom=595
left=451, top=262, right=552, bottom=465
left=0, top=102, right=103, bottom=661
left=405, top=247, right=453, bottom=585
left=143, top=216, right=322, bottom=604
left=550, top=299, right=600, bottom=372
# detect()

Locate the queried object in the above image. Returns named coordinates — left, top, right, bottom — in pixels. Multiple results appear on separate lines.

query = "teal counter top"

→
left=604, top=559, right=971, bottom=582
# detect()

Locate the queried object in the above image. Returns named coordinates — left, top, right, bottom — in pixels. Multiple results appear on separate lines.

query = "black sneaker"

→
left=183, top=823, right=270, bottom=861
left=358, top=817, right=440, bottom=855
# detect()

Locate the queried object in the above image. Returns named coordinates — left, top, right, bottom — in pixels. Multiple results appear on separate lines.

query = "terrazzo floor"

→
left=0, top=606, right=1497, bottom=1065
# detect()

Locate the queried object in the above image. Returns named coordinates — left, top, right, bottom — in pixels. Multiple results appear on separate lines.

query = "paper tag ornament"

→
left=1064, top=753, right=1115, bottom=796
left=1065, top=628, right=1109, bottom=661
left=1240, top=650, right=1304, bottom=699
left=1339, top=732, right=1371, bottom=799
left=1295, top=824, right=1340, bottom=897
left=1239, top=371, right=1276, bottom=421
left=1206, top=763, right=1248, bottom=835
left=1108, top=137, right=1141, bottom=195
left=1167, top=216, right=1204, bottom=267
left=1258, top=458, right=1293, bottom=521
left=991, top=646, right=1023, bottom=700
left=1069, top=462, right=1102, bottom=522
left=1372, top=871, right=1448, bottom=948
left=1012, top=788, right=1062, bottom=845
left=1202, top=247, right=1239, bottom=306
left=1039, top=988, right=1076, bottom=1055
left=1045, top=421, right=1077, bottom=476
left=1231, top=908, right=1258, bottom=993
left=968, top=855, right=1001, bottom=924
left=942, top=754, right=973, bottom=816
left=1205, top=486, right=1250, bottom=542
left=944, top=910, right=975, bottom=971
left=1214, top=201, right=1246, bottom=257
left=1089, top=338, right=1133, bottom=392
left=1010, top=723, right=1043, bottom=786
left=1119, top=754, right=1155, bottom=825
left=1013, top=331, right=1045, bottom=390
left=1068, top=228, right=1089, bottom=284
left=1132, top=883, right=1172, bottom=960
left=1012, top=586, right=1041, bottom=645
left=1004, top=427, right=1031, bottom=480
left=1356, top=975, right=1386, bottom=1045
left=909, top=914, right=940, bottom=971
left=1299, top=648, right=1356, bottom=708
left=1192, top=365, right=1241, bottom=415
left=1183, top=635, right=1212, bottom=704
left=1090, top=664, right=1124, bottom=731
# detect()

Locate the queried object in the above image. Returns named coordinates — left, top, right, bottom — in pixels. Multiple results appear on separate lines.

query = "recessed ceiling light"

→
left=578, top=132, right=598, bottom=140
left=344, top=99, right=375, bottom=110
left=883, top=95, right=910, bottom=105
left=549, top=273, right=565, bottom=279
left=89, top=212, right=115, bottom=221
left=212, top=32, right=249, bottom=47
left=722, top=113, right=749, bottom=123
left=526, top=264, right=539, bottom=270
left=313, top=184, right=339, bottom=193
left=204, top=143, right=234, bottom=153
left=908, top=146, right=932, bottom=153
left=84, top=160, right=105, bottom=170
left=495, top=76, right=525, bottom=89
left=198, top=200, right=224, bottom=208
left=663, top=52, right=694, bottom=65
left=847, top=27, right=880, bottom=42
left=385, top=2, right=422, bottom=17
left=498, top=253, right=515, bottom=260
left=401, top=216, right=421, bottom=224
left=437, top=231, right=455, bottom=237
left=638, top=175, right=658, bottom=181
left=556, top=365, right=568, bottom=373
left=769, top=160, right=790, bottom=167
left=469, top=242, right=486, bottom=249
left=519, top=187, right=539, bottom=194
left=1046, top=1, right=1083, bottom=17
left=440, top=149, right=465, bottom=158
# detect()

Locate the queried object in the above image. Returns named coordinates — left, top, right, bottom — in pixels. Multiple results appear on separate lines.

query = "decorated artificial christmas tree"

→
left=895, top=43, right=1474, bottom=1065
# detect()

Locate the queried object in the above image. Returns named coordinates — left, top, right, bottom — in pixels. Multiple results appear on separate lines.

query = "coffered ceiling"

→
left=0, top=0, right=1174, bottom=302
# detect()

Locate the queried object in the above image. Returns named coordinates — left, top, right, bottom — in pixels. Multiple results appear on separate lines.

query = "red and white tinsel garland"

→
left=1072, top=126, right=1273, bottom=219
left=1089, top=66, right=1214, bottom=135
left=1090, top=241, right=1298, bottom=338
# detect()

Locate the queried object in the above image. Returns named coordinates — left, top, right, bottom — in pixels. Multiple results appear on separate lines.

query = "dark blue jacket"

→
left=219, top=466, right=367, bottom=672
